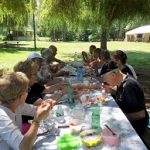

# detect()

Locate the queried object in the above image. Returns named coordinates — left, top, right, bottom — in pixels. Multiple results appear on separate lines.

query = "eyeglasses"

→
left=28, top=87, right=31, bottom=92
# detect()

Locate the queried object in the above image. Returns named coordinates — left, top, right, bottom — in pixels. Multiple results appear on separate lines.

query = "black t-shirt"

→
left=22, top=83, right=45, bottom=123
left=26, top=83, right=45, bottom=104
left=121, top=65, right=134, bottom=77
left=116, top=75, right=146, bottom=113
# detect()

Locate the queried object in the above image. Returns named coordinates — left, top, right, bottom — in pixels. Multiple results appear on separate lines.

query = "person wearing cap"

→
left=28, top=52, right=53, bottom=84
left=111, top=50, right=137, bottom=79
left=100, top=60, right=149, bottom=135
left=27, top=53, right=43, bottom=70
left=27, top=52, right=64, bottom=86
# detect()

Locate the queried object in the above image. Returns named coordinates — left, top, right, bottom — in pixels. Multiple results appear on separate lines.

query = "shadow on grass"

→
left=0, top=47, right=41, bottom=53
left=0, top=42, right=40, bottom=52
left=0, top=42, right=29, bottom=47
left=0, top=47, right=150, bottom=70
left=125, top=50, right=150, bottom=70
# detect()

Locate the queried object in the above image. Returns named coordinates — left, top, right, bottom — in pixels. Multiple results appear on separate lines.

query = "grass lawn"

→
left=0, top=41, right=150, bottom=71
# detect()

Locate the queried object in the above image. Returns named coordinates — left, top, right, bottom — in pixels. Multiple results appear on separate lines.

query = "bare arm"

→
left=19, top=100, right=55, bottom=150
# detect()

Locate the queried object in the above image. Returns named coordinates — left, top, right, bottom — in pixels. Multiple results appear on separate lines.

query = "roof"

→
left=126, top=25, right=150, bottom=35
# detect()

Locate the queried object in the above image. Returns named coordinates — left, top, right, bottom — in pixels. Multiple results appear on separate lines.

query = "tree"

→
left=0, top=0, right=34, bottom=34
left=37, top=0, right=150, bottom=49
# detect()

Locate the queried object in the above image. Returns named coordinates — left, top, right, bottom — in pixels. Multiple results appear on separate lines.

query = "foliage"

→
left=37, top=0, right=150, bottom=49
left=0, top=0, right=35, bottom=31
left=1, top=0, right=150, bottom=46
left=0, top=34, right=6, bottom=41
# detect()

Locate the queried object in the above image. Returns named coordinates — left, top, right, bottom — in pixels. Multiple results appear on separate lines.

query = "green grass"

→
left=0, top=41, right=150, bottom=71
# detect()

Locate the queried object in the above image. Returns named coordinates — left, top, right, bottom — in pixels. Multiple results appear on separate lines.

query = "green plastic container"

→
left=57, top=134, right=82, bottom=150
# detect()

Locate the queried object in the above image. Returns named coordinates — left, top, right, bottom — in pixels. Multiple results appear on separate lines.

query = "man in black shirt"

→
left=100, top=61, right=149, bottom=135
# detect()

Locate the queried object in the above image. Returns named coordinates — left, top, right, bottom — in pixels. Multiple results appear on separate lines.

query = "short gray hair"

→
left=0, top=72, right=29, bottom=104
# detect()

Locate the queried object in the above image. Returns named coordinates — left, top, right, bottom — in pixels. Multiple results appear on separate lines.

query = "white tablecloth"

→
left=33, top=95, right=148, bottom=150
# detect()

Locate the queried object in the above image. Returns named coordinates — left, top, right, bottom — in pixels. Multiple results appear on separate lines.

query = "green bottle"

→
left=91, top=104, right=100, bottom=129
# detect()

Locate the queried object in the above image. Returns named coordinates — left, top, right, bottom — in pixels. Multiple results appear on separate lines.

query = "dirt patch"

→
left=136, top=69, right=150, bottom=109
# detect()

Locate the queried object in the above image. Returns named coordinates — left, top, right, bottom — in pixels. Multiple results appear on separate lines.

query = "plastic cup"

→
left=102, top=127, right=120, bottom=147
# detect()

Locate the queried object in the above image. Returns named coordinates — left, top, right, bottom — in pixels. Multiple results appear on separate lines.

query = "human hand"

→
left=102, top=84, right=116, bottom=94
left=44, top=84, right=58, bottom=94
left=90, top=82, right=102, bottom=89
left=34, top=99, right=55, bottom=122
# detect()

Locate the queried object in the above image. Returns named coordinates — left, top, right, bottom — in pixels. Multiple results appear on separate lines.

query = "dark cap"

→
left=99, top=61, right=118, bottom=76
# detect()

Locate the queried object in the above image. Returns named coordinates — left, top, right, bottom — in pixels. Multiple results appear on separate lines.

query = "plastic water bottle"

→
left=91, top=104, right=101, bottom=130
left=66, top=82, right=75, bottom=106
left=56, top=105, right=65, bottom=123
left=76, top=67, right=83, bottom=83
left=74, top=52, right=78, bottom=62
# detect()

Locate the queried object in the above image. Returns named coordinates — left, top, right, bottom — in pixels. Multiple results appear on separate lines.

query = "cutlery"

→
left=105, top=124, right=116, bottom=136
left=55, top=100, right=66, bottom=105
left=37, top=131, right=51, bottom=137
left=58, top=125, right=69, bottom=128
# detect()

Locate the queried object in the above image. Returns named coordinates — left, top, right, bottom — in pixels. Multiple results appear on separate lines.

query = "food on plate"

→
left=72, top=83, right=88, bottom=90
left=97, top=95, right=106, bottom=104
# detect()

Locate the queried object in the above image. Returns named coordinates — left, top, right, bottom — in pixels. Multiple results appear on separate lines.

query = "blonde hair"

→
left=0, top=72, right=29, bottom=104
left=13, top=60, right=39, bottom=79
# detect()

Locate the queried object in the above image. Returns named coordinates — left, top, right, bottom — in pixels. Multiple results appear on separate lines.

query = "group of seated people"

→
left=0, top=44, right=149, bottom=149
left=82, top=45, right=148, bottom=135
left=82, top=45, right=137, bottom=79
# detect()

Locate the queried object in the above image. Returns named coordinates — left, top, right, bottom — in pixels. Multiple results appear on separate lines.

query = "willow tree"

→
left=98, top=0, right=150, bottom=49
left=0, top=0, right=34, bottom=33
left=37, top=0, right=79, bottom=41
left=38, top=0, right=150, bottom=49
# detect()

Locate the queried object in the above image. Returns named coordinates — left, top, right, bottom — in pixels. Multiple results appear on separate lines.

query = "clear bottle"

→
left=74, top=52, right=78, bottom=62
left=56, top=105, right=65, bottom=123
left=56, top=105, right=64, bottom=117
left=66, top=82, right=75, bottom=106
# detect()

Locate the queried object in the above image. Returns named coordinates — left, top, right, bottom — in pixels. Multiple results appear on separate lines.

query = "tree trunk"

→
left=100, top=26, right=107, bottom=50
left=33, top=13, right=36, bottom=50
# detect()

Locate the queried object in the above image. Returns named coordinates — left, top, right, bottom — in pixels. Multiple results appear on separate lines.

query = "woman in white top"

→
left=0, top=72, right=55, bottom=150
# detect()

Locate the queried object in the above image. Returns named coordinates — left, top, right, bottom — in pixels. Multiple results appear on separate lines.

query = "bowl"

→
left=102, top=127, right=120, bottom=147
left=69, top=117, right=83, bottom=125
left=57, top=134, right=82, bottom=150
left=69, top=124, right=82, bottom=134
left=80, top=129, right=102, bottom=147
